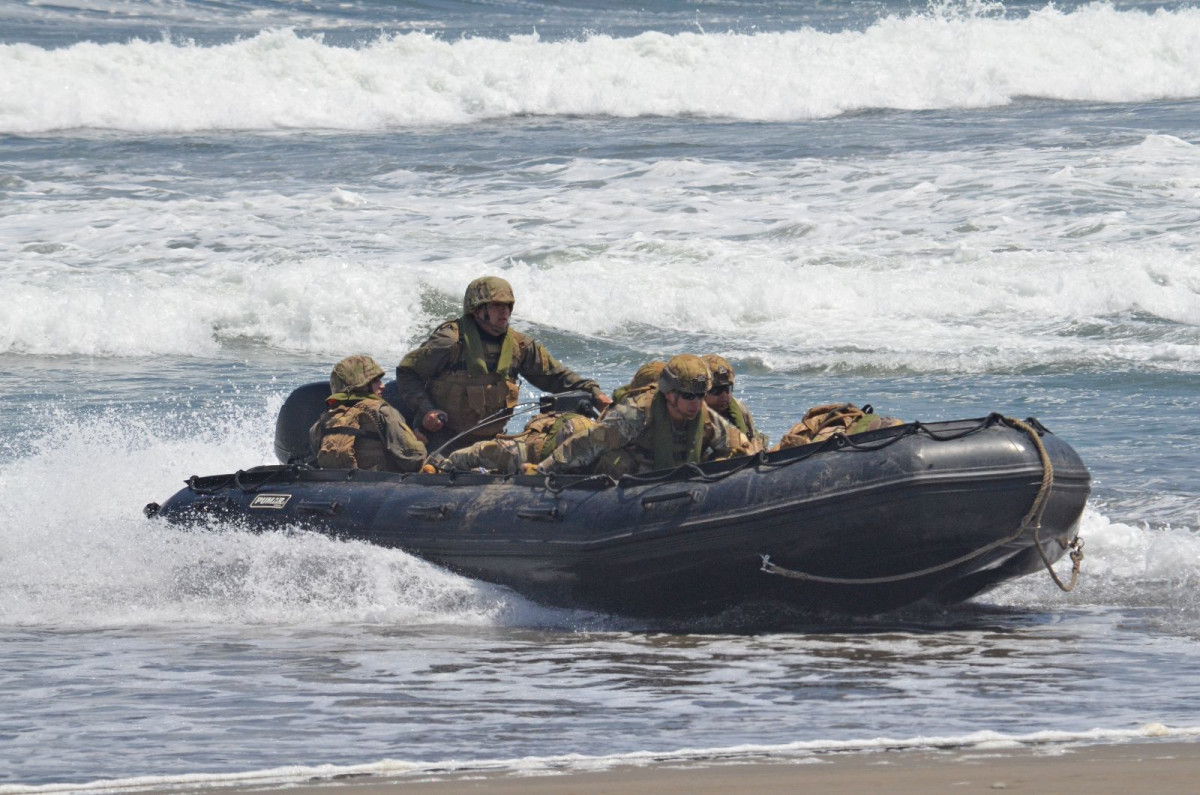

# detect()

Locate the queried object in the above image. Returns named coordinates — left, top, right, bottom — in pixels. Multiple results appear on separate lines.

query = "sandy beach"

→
left=207, top=741, right=1200, bottom=794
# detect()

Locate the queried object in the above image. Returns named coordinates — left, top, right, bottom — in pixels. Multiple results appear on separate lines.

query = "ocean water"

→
left=3, top=0, right=1200, bottom=790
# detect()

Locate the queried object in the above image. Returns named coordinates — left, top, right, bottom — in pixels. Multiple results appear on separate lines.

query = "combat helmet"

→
left=330, top=354, right=385, bottom=395
left=658, top=354, right=711, bottom=396
left=463, top=276, right=516, bottom=315
left=701, top=354, right=734, bottom=388
left=612, top=360, right=666, bottom=403
left=629, top=360, right=666, bottom=391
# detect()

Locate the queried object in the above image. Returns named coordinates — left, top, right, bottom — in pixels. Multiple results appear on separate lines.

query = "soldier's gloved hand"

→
left=521, top=463, right=541, bottom=476
left=423, top=410, right=448, bottom=432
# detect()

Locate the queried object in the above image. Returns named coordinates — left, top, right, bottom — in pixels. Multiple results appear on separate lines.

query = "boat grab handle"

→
left=408, top=504, right=452, bottom=520
left=298, top=500, right=342, bottom=516
left=517, top=506, right=561, bottom=521
left=641, top=490, right=699, bottom=508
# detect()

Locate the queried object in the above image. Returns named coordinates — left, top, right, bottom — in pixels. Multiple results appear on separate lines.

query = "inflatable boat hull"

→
left=150, top=415, right=1091, bottom=618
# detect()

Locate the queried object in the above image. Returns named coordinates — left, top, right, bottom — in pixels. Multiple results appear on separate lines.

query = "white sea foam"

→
left=0, top=401, right=561, bottom=628
left=3, top=234, right=1197, bottom=371
left=987, top=505, right=1200, bottom=617
left=4, top=135, right=1199, bottom=368
left=3, top=4, right=1200, bottom=133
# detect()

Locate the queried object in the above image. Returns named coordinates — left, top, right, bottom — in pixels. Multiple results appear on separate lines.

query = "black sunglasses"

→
left=677, top=391, right=706, bottom=401
left=708, top=384, right=732, bottom=395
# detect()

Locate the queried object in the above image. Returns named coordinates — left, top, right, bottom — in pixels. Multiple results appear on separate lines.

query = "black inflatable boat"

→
left=147, top=382, right=1091, bottom=619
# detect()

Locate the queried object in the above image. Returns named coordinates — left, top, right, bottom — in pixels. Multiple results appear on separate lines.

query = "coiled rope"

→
left=760, top=416, right=1083, bottom=592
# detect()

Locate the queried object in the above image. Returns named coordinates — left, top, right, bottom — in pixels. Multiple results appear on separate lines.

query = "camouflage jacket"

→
left=309, top=396, right=426, bottom=473
left=395, top=317, right=602, bottom=437
left=539, top=389, right=751, bottom=476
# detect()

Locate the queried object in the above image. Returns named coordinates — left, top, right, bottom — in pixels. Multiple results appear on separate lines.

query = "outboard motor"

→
left=273, top=381, right=330, bottom=464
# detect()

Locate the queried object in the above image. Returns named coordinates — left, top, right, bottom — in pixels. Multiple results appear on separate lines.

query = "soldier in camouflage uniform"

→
left=433, top=411, right=596, bottom=475
left=395, top=276, right=612, bottom=454
left=700, top=354, right=768, bottom=454
left=310, top=355, right=426, bottom=472
left=537, top=354, right=752, bottom=478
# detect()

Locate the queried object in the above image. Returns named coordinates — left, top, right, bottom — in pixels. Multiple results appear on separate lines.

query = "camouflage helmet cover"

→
left=463, top=276, right=516, bottom=315
left=701, top=354, right=735, bottom=387
left=330, top=354, right=385, bottom=394
left=658, top=354, right=711, bottom=395
left=629, top=360, right=667, bottom=391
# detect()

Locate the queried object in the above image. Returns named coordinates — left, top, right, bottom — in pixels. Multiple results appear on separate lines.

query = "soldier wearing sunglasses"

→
left=700, top=354, right=768, bottom=453
left=536, top=354, right=752, bottom=478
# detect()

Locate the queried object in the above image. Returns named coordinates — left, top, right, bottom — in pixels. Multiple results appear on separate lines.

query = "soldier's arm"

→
left=737, top=399, right=769, bottom=453
left=308, top=417, right=324, bottom=462
left=380, top=406, right=427, bottom=473
left=516, top=336, right=608, bottom=404
left=394, top=323, right=459, bottom=422
left=537, top=405, right=640, bottom=475
left=706, top=411, right=753, bottom=460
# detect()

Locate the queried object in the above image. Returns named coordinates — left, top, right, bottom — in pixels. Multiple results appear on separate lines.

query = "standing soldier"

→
left=310, top=355, right=426, bottom=472
left=394, top=276, right=612, bottom=453
left=700, top=354, right=768, bottom=453
left=536, top=354, right=751, bottom=478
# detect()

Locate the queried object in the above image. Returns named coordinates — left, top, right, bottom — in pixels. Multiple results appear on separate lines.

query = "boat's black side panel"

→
left=157, top=418, right=1091, bottom=617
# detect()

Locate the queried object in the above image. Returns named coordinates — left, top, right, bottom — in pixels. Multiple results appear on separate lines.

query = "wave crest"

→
left=4, top=4, right=1200, bottom=133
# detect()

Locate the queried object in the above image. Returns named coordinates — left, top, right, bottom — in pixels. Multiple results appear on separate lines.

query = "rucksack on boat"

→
left=774, top=403, right=903, bottom=450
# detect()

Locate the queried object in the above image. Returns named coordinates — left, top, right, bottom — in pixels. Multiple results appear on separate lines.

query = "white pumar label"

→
left=250, top=494, right=292, bottom=509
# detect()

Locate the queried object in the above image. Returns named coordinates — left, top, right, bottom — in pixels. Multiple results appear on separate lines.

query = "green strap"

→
left=460, top=315, right=516, bottom=377
left=651, top=392, right=704, bottom=470
left=326, top=391, right=369, bottom=405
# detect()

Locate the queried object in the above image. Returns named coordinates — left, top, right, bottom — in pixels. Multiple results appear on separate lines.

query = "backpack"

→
left=775, top=403, right=903, bottom=450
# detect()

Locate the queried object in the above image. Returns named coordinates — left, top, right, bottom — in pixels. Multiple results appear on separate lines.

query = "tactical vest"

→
left=317, top=401, right=387, bottom=470
left=428, top=317, right=521, bottom=442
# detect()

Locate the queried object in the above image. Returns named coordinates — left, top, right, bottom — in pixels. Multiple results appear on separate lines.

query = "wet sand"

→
left=215, top=741, right=1200, bottom=794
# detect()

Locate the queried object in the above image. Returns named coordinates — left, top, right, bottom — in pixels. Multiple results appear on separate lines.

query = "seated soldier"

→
left=700, top=354, right=768, bottom=454
left=309, top=355, right=426, bottom=472
left=536, top=354, right=752, bottom=478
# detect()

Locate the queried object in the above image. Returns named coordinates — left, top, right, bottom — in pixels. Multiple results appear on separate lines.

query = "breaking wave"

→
left=3, top=3, right=1200, bottom=133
